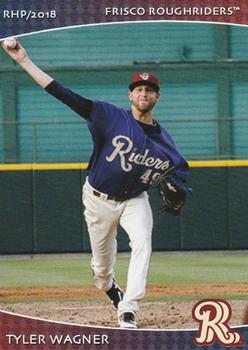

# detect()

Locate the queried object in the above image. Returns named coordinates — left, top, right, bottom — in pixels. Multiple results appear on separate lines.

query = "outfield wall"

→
left=1, top=161, right=247, bottom=254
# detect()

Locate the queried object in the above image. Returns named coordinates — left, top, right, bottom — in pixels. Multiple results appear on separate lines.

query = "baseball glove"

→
left=158, top=173, right=191, bottom=215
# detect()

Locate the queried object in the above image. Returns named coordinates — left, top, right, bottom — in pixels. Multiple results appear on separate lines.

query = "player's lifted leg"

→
left=82, top=180, right=123, bottom=308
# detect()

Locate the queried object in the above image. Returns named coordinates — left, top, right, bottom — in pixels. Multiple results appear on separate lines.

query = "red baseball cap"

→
left=129, top=72, right=160, bottom=92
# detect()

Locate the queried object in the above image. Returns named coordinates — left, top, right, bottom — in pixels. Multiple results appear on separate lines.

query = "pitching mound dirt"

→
left=0, top=284, right=247, bottom=329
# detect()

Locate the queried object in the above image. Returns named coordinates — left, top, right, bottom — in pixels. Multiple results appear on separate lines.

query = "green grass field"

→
left=0, top=252, right=247, bottom=288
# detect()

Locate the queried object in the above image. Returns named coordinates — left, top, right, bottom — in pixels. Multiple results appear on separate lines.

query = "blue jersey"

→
left=46, top=81, right=189, bottom=198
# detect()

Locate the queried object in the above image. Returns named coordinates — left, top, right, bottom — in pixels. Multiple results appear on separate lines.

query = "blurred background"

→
left=0, top=22, right=248, bottom=254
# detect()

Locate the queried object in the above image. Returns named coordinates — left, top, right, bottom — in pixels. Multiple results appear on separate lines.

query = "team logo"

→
left=192, top=299, right=244, bottom=347
left=106, top=135, right=170, bottom=172
left=140, top=72, right=149, bottom=80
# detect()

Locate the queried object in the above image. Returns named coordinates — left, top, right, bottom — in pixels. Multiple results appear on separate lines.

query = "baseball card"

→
left=0, top=0, right=248, bottom=349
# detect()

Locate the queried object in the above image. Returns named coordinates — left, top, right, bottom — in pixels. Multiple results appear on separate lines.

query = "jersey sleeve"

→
left=176, top=162, right=190, bottom=180
left=45, top=80, right=123, bottom=136
left=45, top=80, right=93, bottom=119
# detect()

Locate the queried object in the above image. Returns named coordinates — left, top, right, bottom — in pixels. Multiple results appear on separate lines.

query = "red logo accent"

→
left=192, top=299, right=244, bottom=347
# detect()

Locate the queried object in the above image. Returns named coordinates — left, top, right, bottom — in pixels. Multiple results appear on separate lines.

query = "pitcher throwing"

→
left=2, top=39, right=190, bottom=329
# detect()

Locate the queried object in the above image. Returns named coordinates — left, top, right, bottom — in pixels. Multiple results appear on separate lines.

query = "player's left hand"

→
left=158, top=173, right=192, bottom=215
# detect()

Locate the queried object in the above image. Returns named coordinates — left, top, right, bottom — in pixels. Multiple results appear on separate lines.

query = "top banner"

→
left=0, top=0, right=247, bottom=39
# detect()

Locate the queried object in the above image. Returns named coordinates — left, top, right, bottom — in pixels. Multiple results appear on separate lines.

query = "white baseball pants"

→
left=82, top=179, right=153, bottom=315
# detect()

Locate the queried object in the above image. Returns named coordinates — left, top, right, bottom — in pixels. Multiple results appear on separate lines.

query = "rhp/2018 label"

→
left=1, top=10, right=57, bottom=20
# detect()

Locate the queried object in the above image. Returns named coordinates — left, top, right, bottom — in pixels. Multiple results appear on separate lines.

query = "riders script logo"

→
left=106, top=135, right=170, bottom=172
left=192, top=299, right=244, bottom=347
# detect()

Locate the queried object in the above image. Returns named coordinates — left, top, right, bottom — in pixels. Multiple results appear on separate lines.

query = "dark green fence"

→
left=0, top=166, right=247, bottom=254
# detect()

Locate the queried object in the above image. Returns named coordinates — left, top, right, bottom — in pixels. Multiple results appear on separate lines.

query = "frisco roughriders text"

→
left=105, top=6, right=240, bottom=16
left=1, top=10, right=57, bottom=20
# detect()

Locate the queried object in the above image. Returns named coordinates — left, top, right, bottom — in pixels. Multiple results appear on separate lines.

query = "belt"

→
left=93, top=190, right=126, bottom=202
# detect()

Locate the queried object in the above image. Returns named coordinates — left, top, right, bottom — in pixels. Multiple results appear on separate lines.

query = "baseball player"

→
left=2, top=40, right=190, bottom=329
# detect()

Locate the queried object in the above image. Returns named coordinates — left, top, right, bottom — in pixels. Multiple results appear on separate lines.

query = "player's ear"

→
left=156, top=92, right=160, bottom=100
left=128, top=91, right=133, bottom=101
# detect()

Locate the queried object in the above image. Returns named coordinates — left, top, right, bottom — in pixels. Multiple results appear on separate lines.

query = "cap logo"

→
left=140, top=73, right=150, bottom=80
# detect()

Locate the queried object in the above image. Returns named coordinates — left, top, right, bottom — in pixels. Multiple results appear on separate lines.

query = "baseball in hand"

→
left=4, top=37, right=17, bottom=49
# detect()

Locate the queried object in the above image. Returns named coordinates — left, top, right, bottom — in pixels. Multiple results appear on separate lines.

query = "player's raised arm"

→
left=2, top=38, right=93, bottom=119
left=2, top=38, right=53, bottom=88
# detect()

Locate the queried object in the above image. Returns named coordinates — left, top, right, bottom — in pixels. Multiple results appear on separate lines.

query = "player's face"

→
left=128, top=85, right=160, bottom=113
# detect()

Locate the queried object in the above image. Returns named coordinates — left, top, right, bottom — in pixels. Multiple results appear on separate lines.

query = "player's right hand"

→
left=2, top=39, right=29, bottom=64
